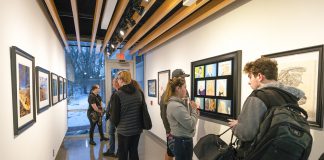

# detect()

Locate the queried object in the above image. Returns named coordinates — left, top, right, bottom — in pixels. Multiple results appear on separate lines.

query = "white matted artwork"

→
left=205, top=98, right=216, bottom=112
left=265, top=45, right=324, bottom=128
left=206, top=80, right=215, bottom=96
left=158, top=70, right=170, bottom=104
left=197, top=80, right=206, bottom=96
left=195, top=97, right=204, bottom=110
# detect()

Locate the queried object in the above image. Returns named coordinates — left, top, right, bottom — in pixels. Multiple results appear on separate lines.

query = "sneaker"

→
left=100, top=137, right=109, bottom=141
left=89, top=140, right=96, bottom=145
left=103, top=152, right=117, bottom=157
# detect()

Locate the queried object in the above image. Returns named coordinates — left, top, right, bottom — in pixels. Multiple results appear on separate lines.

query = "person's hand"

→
left=189, top=100, right=197, bottom=109
left=228, top=119, right=238, bottom=128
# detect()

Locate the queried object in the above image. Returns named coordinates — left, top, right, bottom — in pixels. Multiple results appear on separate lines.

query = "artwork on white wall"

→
left=191, top=50, right=242, bottom=123
left=10, top=46, right=36, bottom=136
left=158, top=70, right=170, bottom=104
left=264, top=45, right=324, bottom=128
left=51, top=73, right=59, bottom=105
left=36, top=66, right=51, bottom=113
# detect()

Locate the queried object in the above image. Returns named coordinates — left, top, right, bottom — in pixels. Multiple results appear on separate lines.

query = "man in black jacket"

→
left=160, top=69, right=189, bottom=160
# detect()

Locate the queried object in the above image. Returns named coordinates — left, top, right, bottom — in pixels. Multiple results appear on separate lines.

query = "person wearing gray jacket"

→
left=164, top=77, right=198, bottom=160
left=228, top=57, right=305, bottom=158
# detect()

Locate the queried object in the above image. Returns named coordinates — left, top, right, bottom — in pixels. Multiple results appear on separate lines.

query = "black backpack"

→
left=245, top=87, right=313, bottom=160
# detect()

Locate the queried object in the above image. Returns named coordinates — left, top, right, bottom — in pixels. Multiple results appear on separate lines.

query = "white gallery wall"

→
left=144, top=0, right=324, bottom=159
left=0, top=0, right=67, bottom=160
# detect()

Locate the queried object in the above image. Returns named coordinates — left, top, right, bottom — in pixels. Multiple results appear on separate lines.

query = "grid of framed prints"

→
left=191, top=50, right=242, bottom=122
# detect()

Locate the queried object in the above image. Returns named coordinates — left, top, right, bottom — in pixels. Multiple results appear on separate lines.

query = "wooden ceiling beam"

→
left=139, top=0, right=235, bottom=55
left=120, top=0, right=182, bottom=53
left=100, top=0, right=129, bottom=53
left=71, top=0, right=81, bottom=53
left=89, top=0, right=104, bottom=54
left=130, top=0, right=210, bottom=55
left=44, top=0, right=70, bottom=52
left=113, top=0, right=156, bottom=51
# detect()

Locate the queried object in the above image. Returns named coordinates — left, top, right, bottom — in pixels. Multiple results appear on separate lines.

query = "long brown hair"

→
left=163, top=77, right=186, bottom=104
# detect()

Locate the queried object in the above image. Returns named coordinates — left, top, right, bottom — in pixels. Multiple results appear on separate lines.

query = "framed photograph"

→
left=36, top=66, right=51, bottom=113
left=206, top=80, right=215, bottom=96
left=205, top=98, right=216, bottom=112
left=216, top=79, right=227, bottom=97
left=197, top=80, right=206, bottom=96
left=195, top=97, right=204, bottom=110
left=148, top=79, right=157, bottom=97
left=205, top=63, right=217, bottom=77
left=51, top=73, right=59, bottom=105
left=195, top=66, right=205, bottom=78
left=158, top=70, right=170, bottom=104
left=218, top=60, right=232, bottom=76
left=10, top=46, right=36, bottom=136
left=264, top=45, right=324, bottom=128
left=58, top=76, right=63, bottom=101
left=63, top=78, right=67, bottom=99
left=217, top=99, right=232, bottom=115
left=191, top=50, right=242, bottom=122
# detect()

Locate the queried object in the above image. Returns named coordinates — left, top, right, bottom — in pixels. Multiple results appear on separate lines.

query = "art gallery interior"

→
left=0, top=0, right=324, bottom=159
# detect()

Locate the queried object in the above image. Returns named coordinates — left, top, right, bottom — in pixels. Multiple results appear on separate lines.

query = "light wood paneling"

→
left=90, top=0, right=104, bottom=54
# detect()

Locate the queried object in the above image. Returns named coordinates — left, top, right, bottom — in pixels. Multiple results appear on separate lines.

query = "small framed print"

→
left=197, top=80, right=206, bottom=96
left=216, top=79, right=227, bottom=97
left=63, top=78, right=67, bottom=99
left=51, top=73, right=59, bottom=105
left=206, top=80, right=215, bottom=96
left=58, top=76, right=63, bottom=101
left=148, top=79, right=157, bottom=97
left=218, top=60, right=232, bottom=76
left=36, top=66, right=51, bottom=113
left=10, top=46, right=36, bottom=136
left=195, top=97, right=204, bottom=110
left=205, top=63, right=217, bottom=77
left=205, top=98, right=216, bottom=112
left=217, top=99, right=231, bottom=115
left=195, top=66, right=205, bottom=78
left=158, top=70, right=170, bottom=104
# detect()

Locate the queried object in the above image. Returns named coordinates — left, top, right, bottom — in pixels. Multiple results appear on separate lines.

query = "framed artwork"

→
left=51, top=73, right=59, bottom=105
left=36, top=66, right=51, bottom=113
left=10, top=46, right=36, bottom=136
left=63, top=78, right=67, bottom=99
left=264, top=45, right=324, bottom=128
left=191, top=50, right=242, bottom=122
left=148, top=79, right=157, bottom=97
left=158, top=70, right=170, bottom=104
left=205, top=63, right=217, bottom=77
left=58, top=76, right=63, bottom=101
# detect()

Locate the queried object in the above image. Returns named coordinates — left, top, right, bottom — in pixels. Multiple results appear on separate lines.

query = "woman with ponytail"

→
left=164, top=77, right=199, bottom=160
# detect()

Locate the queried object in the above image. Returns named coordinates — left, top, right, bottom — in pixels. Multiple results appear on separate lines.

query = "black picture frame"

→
left=63, top=78, right=67, bottom=99
left=158, top=70, right=170, bottom=104
left=58, top=76, right=63, bottom=101
left=264, top=45, right=324, bottom=128
left=51, top=73, right=59, bottom=105
left=148, top=79, right=157, bottom=97
left=36, top=66, right=51, bottom=113
left=191, top=50, right=242, bottom=123
left=10, top=46, right=36, bottom=136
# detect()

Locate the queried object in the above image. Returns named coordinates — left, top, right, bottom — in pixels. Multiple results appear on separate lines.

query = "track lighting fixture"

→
left=133, top=5, right=145, bottom=16
left=126, top=17, right=136, bottom=27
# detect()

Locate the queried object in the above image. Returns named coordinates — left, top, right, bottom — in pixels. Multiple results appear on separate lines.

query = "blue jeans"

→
left=107, top=119, right=116, bottom=154
left=174, top=136, right=193, bottom=160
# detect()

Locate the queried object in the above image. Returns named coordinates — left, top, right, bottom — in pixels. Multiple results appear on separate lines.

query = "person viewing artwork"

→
left=195, top=66, right=205, bottom=78
left=205, top=63, right=217, bottom=77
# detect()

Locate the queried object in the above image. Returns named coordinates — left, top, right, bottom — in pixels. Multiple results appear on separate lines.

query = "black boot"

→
left=89, top=139, right=96, bottom=145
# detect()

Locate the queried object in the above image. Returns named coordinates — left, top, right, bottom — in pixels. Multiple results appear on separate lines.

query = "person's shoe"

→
left=89, top=140, right=96, bottom=145
left=103, top=151, right=117, bottom=157
left=100, top=137, right=109, bottom=141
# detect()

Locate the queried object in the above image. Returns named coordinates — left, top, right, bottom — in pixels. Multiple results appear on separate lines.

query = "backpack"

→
left=245, top=87, right=313, bottom=160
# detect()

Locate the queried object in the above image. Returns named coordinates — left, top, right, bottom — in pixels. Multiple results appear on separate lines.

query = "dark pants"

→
left=87, top=111, right=104, bottom=140
left=174, top=136, right=193, bottom=160
left=107, top=119, right=116, bottom=154
left=118, top=133, right=141, bottom=160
